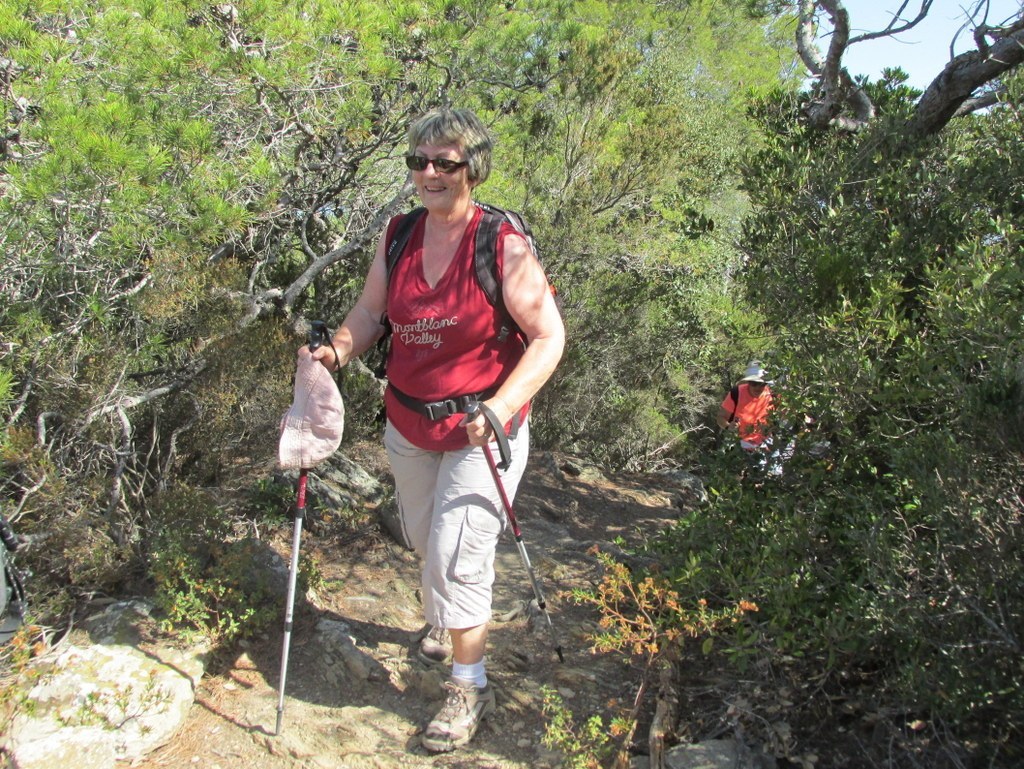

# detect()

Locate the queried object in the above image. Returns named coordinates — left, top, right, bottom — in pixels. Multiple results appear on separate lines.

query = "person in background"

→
left=303, top=107, right=564, bottom=753
left=716, top=362, right=776, bottom=470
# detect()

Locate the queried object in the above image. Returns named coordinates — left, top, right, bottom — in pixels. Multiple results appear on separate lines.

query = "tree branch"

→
left=280, top=181, right=415, bottom=311
left=799, top=2, right=1024, bottom=137
left=798, top=0, right=876, bottom=131
left=84, top=360, right=208, bottom=427
left=909, top=17, right=1024, bottom=136
left=952, top=88, right=1005, bottom=117
left=71, top=179, right=413, bottom=455
left=105, top=404, right=133, bottom=545
left=848, top=0, right=934, bottom=44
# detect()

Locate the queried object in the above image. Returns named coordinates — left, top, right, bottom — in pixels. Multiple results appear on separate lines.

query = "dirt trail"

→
left=121, top=451, right=691, bottom=769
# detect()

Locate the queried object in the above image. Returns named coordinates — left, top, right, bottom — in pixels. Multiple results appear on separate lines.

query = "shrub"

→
left=147, top=487, right=276, bottom=643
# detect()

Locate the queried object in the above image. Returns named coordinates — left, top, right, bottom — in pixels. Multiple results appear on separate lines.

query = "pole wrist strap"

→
left=478, top=402, right=512, bottom=471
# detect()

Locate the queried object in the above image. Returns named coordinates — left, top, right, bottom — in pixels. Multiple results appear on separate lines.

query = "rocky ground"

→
left=119, top=447, right=700, bottom=769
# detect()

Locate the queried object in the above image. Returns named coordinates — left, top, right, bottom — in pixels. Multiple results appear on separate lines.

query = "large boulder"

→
left=658, top=468, right=708, bottom=507
left=276, top=451, right=386, bottom=513
left=3, top=600, right=207, bottom=769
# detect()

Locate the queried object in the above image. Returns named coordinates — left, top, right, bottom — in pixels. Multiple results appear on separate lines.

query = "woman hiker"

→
left=302, top=107, right=565, bottom=752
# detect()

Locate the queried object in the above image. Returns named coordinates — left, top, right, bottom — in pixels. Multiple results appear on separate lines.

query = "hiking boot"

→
left=421, top=677, right=496, bottom=753
left=417, top=625, right=452, bottom=666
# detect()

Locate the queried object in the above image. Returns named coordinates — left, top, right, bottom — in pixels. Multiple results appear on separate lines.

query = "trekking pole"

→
left=470, top=404, right=564, bottom=663
left=275, top=467, right=306, bottom=736
left=275, top=320, right=330, bottom=736
left=1, top=510, right=27, bottom=642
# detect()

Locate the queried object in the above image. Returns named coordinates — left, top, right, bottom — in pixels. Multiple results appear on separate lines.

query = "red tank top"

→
left=384, top=206, right=528, bottom=450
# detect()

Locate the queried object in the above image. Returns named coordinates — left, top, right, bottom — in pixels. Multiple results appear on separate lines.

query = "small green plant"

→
left=299, top=551, right=325, bottom=594
left=147, top=488, right=276, bottom=644
left=540, top=685, right=621, bottom=769
left=249, top=477, right=294, bottom=524
left=66, top=676, right=167, bottom=732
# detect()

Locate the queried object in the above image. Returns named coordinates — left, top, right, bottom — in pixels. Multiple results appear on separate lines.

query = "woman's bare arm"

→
left=464, top=232, right=565, bottom=443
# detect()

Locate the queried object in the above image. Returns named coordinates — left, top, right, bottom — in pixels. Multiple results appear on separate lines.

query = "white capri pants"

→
left=384, top=418, right=530, bottom=630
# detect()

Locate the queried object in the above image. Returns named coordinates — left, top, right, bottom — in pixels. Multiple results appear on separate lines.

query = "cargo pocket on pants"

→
left=451, top=506, right=503, bottom=585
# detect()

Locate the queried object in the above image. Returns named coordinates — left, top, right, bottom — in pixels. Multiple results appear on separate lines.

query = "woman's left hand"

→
left=462, top=409, right=492, bottom=447
left=460, top=397, right=513, bottom=447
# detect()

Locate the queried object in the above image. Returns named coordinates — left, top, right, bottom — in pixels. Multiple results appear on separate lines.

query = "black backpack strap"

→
left=474, top=202, right=539, bottom=344
left=385, top=207, right=427, bottom=281
left=476, top=202, right=537, bottom=254
left=473, top=207, right=505, bottom=308
left=375, top=208, right=428, bottom=379
left=730, top=384, right=740, bottom=422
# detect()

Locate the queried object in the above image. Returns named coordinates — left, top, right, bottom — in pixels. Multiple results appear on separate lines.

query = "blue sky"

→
left=832, top=1, right=1024, bottom=89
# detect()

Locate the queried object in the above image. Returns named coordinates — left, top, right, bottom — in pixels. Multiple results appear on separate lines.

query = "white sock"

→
left=451, top=660, right=487, bottom=688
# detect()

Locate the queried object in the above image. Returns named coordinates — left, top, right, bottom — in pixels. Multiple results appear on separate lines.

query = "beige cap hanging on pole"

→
left=278, top=352, right=344, bottom=470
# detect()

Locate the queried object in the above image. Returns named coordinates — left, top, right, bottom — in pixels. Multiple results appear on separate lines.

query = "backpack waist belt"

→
left=387, top=383, right=520, bottom=470
left=388, top=383, right=498, bottom=422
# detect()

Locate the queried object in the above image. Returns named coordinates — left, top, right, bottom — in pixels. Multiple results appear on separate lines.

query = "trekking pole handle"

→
left=466, top=401, right=512, bottom=471
left=0, top=514, right=18, bottom=552
left=308, top=320, right=329, bottom=352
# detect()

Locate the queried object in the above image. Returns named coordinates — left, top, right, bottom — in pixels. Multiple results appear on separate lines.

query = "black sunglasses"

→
left=405, top=155, right=468, bottom=174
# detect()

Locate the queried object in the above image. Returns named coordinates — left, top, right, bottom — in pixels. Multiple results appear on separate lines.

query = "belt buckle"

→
left=425, top=399, right=457, bottom=420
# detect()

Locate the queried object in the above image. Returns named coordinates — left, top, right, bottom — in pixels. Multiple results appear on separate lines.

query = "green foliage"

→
left=665, top=70, right=1024, bottom=761
left=248, top=476, right=295, bottom=524
left=540, top=685, right=618, bottom=769
left=147, top=487, right=276, bottom=643
left=0, top=368, right=14, bottom=449
left=298, top=550, right=325, bottom=596
left=175, top=320, right=295, bottom=484
left=65, top=678, right=167, bottom=732
left=0, top=0, right=794, bottom=699
left=488, top=2, right=793, bottom=466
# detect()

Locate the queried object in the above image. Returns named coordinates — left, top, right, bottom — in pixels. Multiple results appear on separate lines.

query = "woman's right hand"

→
left=301, top=342, right=339, bottom=371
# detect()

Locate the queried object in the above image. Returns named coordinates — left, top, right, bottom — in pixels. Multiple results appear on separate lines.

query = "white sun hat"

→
left=739, top=361, right=768, bottom=384
left=278, top=352, right=344, bottom=470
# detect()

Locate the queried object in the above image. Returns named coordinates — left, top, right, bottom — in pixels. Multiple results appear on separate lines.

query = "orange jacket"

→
left=721, top=383, right=773, bottom=447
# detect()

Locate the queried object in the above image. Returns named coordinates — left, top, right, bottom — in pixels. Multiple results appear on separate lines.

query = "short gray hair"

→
left=407, top=108, right=493, bottom=184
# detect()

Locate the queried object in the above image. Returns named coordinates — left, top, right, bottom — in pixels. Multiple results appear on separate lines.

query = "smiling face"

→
left=409, top=142, right=475, bottom=214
